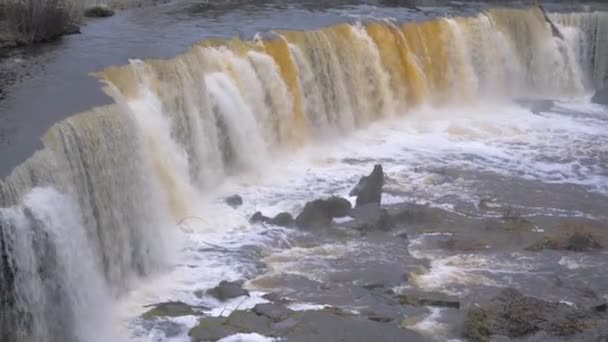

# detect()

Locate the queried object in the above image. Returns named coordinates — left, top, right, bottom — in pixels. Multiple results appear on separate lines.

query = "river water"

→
left=0, top=1, right=607, bottom=341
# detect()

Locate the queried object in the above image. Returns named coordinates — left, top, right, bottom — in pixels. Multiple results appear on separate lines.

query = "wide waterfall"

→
left=0, top=5, right=607, bottom=342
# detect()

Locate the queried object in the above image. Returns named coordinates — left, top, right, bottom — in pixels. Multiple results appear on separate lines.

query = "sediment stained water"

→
left=0, top=1, right=607, bottom=341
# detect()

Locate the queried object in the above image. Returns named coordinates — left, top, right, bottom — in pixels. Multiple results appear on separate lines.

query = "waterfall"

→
left=0, top=6, right=606, bottom=341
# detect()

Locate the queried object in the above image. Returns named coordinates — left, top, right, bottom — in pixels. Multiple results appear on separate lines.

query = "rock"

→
left=350, top=164, right=384, bottom=207
left=207, top=280, right=250, bottom=301
left=250, top=211, right=271, bottom=224
left=225, top=194, right=243, bottom=208
left=189, top=317, right=238, bottom=342
left=527, top=232, right=602, bottom=252
left=397, top=292, right=460, bottom=309
left=253, top=303, right=293, bottom=322
left=462, top=288, right=604, bottom=342
left=295, top=196, right=351, bottom=229
left=281, top=310, right=431, bottom=342
left=592, top=85, right=608, bottom=105
left=261, top=292, right=281, bottom=303
left=347, top=204, right=393, bottom=231
left=142, top=301, right=198, bottom=319
left=225, top=310, right=273, bottom=335
left=269, top=212, right=294, bottom=227
left=515, top=98, right=555, bottom=115
left=594, top=303, right=607, bottom=312
left=84, top=5, right=115, bottom=18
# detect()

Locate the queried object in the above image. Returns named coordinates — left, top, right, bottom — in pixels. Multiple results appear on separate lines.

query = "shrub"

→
left=0, top=0, right=82, bottom=46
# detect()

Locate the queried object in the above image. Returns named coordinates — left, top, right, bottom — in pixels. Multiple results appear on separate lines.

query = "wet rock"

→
left=295, top=196, right=351, bottom=229
left=225, top=194, right=243, bottom=208
left=463, top=288, right=605, bottom=342
left=189, top=316, right=237, bottom=342
left=269, top=212, right=294, bottom=227
left=281, top=310, right=431, bottom=342
left=397, top=292, right=460, bottom=309
left=592, top=85, right=608, bottom=105
left=226, top=310, right=273, bottom=335
left=350, top=164, right=384, bottom=207
left=253, top=303, right=293, bottom=322
left=142, top=301, right=198, bottom=319
left=438, top=237, right=487, bottom=252
left=207, top=280, right=250, bottom=302
left=250, top=211, right=271, bottom=224
left=347, top=204, right=393, bottom=231
left=527, top=232, right=602, bottom=252
left=594, top=303, right=607, bottom=313
left=491, top=207, right=537, bottom=231
left=261, top=292, right=281, bottom=303
left=84, top=5, right=115, bottom=18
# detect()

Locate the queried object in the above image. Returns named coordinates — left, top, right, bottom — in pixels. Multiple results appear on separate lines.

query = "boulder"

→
left=84, top=5, right=115, bottom=18
left=295, top=196, right=351, bottom=229
left=350, top=164, right=384, bottom=207
left=207, top=280, right=249, bottom=301
left=250, top=211, right=271, bottom=224
left=225, top=310, right=273, bottom=335
left=225, top=194, right=243, bottom=208
left=463, top=288, right=605, bottom=342
left=269, top=212, right=294, bottom=227
left=592, top=85, right=608, bottom=105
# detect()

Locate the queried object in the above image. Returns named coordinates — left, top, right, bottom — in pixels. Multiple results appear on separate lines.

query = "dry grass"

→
left=0, top=0, right=82, bottom=46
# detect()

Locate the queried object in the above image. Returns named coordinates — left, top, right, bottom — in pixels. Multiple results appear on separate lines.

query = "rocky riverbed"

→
left=132, top=161, right=607, bottom=342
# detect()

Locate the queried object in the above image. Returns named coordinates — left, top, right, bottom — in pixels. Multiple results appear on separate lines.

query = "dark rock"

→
left=397, top=292, right=460, bottom=309
left=592, top=85, right=608, bottom=105
left=462, top=288, right=604, bottom=342
left=594, top=303, right=607, bottom=312
left=515, top=98, right=555, bottom=115
left=367, top=315, right=393, bottom=323
left=225, top=194, right=243, bottom=208
left=142, top=301, right=198, bottom=319
left=253, top=303, right=293, bottom=322
left=350, top=164, right=384, bottom=207
left=269, top=212, right=294, bottom=227
left=295, top=196, right=351, bottom=229
left=207, top=281, right=249, bottom=302
left=225, top=310, right=273, bottom=335
left=189, top=317, right=237, bottom=342
left=84, top=5, right=115, bottom=18
left=250, top=211, right=271, bottom=224
left=527, top=232, right=602, bottom=252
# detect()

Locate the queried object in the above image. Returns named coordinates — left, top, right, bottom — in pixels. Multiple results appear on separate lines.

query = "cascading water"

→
left=0, top=6, right=606, bottom=342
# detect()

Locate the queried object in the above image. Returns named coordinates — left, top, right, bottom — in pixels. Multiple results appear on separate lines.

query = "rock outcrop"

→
left=350, top=164, right=384, bottom=207
left=592, top=84, right=608, bottom=105
left=207, top=280, right=250, bottom=301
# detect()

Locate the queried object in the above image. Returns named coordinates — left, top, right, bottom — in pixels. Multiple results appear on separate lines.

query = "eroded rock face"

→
left=350, top=164, right=384, bottom=207
left=463, top=288, right=606, bottom=342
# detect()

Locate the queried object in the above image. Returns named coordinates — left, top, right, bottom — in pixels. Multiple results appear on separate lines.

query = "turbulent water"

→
left=0, top=4, right=607, bottom=342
